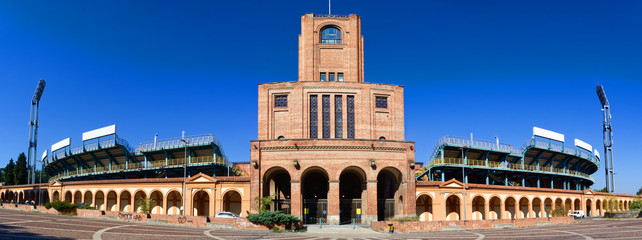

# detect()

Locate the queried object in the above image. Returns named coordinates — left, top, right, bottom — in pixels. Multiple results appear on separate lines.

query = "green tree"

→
left=0, top=167, right=4, bottom=183
left=595, top=187, right=608, bottom=193
left=637, top=186, right=642, bottom=196
left=4, top=159, right=15, bottom=185
left=136, top=197, right=156, bottom=214
left=14, top=153, right=28, bottom=185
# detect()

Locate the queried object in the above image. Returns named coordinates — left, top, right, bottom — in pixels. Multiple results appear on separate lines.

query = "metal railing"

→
left=313, top=14, right=349, bottom=18
left=427, top=157, right=594, bottom=182
left=522, top=138, right=597, bottom=165
left=431, top=135, right=520, bottom=158
left=50, top=137, right=134, bottom=162
left=49, top=155, right=238, bottom=182
left=135, top=134, right=220, bottom=153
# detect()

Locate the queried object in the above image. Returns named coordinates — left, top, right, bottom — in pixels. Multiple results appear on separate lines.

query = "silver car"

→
left=214, top=212, right=240, bottom=218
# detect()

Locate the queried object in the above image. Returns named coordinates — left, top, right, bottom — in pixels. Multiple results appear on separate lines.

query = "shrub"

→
left=77, top=205, right=96, bottom=210
left=389, top=216, right=420, bottom=222
left=136, top=197, right=156, bottom=214
left=630, top=197, right=642, bottom=210
left=551, top=206, right=570, bottom=217
left=49, top=201, right=77, bottom=212
left=44, top=202, right=52, bottom=209
left=247, top=211, right=300, bottom=227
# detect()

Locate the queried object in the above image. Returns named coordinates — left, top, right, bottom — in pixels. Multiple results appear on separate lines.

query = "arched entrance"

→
left=533, top=198, right=542, bottom=218
left=489, top=196, right=501, bottom=219
left=545, top=198, right=553, bottom=217
left=377, top=167, right=401, bottom=221
left=18, top=192, right=24, bottom=203
left=133, top=191, right=146, bottom=213
left=120, top=191, right=131, bottom=212
left=223, top=190, right=241, bottom=216
left=167, top=190, right=182, bottom=215
left=586, top=199, right=592, bottom=217
left=574, top=199, right=580, bottom=212
left=565, top=199, right=572, bottom=214
left=52, top=191, right=60, bottom=202
left=84, top=191, right=93, bottom=206
left=150, top=191, right=163, bottom=214
left=301, top=168, right=329, bottom=224
left=416, top=194, right=433, bottom=221
left=95, top=191, right=105, bottom=211
left=339, top=167, right=366, bottom=224
left=64, top=191, right=72, bottom=203
left=73, top=191, right=82, bottom=204
left=107, top=191, right=117, bottom=211
left=193, top=191, right=210, bottom=217
left=262, top=167, right=291, bottom=213
left=472, top=196, right=485, bottom=220
left=519, top=197, right=529, bottom=218
left=505, top=197, right=516, bottom=219
left=595, top=199, right=602, bottom=216
left=445, top=194, right=460, bottom=221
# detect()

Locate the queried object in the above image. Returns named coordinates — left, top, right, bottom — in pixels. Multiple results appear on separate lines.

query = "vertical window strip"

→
left=322, top=95, right=331, bottom=138
left=275, top=95, right=288, bottom=107
left=335, top=95, right=342, bottom=138
left=310, top=95, right=318, bottom=138
left=347, top=95, right=355, bottom=138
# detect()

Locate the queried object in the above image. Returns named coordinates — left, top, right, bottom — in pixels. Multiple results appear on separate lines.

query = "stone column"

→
left=484, top=200, right=490, bottom=220
left=540, top=200, right=545, bottom=218
left=328, top=181, right=340, bottom=224
left=528, top=199, right=533, bottom=219
left=500, top=200, right=505, bottom=219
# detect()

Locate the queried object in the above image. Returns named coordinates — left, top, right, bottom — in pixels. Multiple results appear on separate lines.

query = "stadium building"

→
left=1, top=13, right=637, bottom=225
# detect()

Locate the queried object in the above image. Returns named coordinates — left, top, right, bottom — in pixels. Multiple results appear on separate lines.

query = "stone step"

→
left=441, top=225, right=466, bottom=231
left=495, top=223, right=514, bottom=228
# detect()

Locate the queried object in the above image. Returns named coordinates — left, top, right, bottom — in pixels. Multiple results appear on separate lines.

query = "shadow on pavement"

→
left=0, top=223, right=74, bottom=240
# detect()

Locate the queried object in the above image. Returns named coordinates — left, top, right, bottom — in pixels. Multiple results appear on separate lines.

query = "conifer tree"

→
left=4, top=159, right=15, bottom=185
left=14, top=153, right=28, bottom=185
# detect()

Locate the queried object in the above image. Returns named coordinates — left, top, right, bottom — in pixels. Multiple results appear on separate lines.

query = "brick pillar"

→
left=484, top=200, right=490, bottom=220
left=540, top=199, right=545, bottom=218
left=528, top=199, right=533, bottom=218
left=328, top=181, right=340, bottom=224
left=291, top=181, right=301, bottom=218
left=365, top=180, right=377, bottom=223
left=500, top=200, right=505, bottom=219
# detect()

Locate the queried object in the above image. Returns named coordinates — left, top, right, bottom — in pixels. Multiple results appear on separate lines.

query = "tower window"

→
left=338, top=73, right=344, bottom=82
left=322, top=95, right=331, bottom=138
left=310, top=95, right=318, bottom=138
left=376, top=96, right=388, bottom=108
left=275, top=95, right=288, bottom=107
left=329, top=72, right=335, bottom=81
left=347, top=95, right=355, bottom=138
left=335, top=95, right=342, bottom=138
left=321, top=27, right=341, bottom=44
left=320, top=72, right=326, bottom=81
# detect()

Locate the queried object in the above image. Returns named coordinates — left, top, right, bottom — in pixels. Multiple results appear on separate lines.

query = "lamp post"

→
left=181, top=131, right=189, bottom=216
left=461, top=148, right=467, bottom=221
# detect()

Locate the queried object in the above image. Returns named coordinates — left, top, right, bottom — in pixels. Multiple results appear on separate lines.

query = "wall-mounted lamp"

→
left=251, top=160, right=258, bottom=168
left=293, top=160, right=300, bottom=168
left=409, top=161, right=415, bottom=169
left=370, top=160, right=376, bottom=168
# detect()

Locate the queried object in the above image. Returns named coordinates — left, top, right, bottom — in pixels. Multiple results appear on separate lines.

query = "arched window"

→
left=321, top=27, right=341, bottom=44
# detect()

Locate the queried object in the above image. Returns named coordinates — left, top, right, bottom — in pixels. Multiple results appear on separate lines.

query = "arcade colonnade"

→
left=415, top=179, right=634, bottom=221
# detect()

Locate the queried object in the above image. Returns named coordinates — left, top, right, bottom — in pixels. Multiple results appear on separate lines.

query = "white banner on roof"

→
left=594, top=149, right=601, bottom=160
left=82, top=124, right=116, bottom=141
left=533, top=127, right=564, bottom=142
left=574, top=138, right=592, bottom=152
left=41, top=150, right=48, bottom=161
left=51, top=138, right=70, bottom=152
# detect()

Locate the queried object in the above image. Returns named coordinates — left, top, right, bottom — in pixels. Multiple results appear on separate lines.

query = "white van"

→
left=568, top=210, right=585, bottom=218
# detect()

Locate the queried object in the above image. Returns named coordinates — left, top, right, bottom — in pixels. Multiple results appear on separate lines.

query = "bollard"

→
left=352, top=218, right=355, bottom=229
left=319, top=218, right=322, bottom=229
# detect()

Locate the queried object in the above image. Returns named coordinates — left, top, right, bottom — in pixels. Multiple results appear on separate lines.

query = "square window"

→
left=338, top=73, right=344, bottom=82
left=329, top=73, right=335, bottom=81
left=320, top=73, right=326, bottom=81
left=376, top=96, right=388, bottom=108
left=275, top=95, right=287, bottom=107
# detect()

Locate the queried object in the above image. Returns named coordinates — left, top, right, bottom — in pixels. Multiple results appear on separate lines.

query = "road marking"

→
left=203, top=230, right=226, bottom=240
left=0, top=219, right=51, bottom=225
left=466, top=231, right=485, bottom=240
left=93, top=225, right=129, bottom=240
left=549, top=230, right=594, bottom=240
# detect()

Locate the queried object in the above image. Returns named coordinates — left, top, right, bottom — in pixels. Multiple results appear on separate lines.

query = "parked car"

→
left=214, top=212, right=240, bottom=218
left=569, top=210, right=585, bottom=218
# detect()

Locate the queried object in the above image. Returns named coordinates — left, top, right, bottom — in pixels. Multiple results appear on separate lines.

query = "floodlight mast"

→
left=596, top=85, right=614, bottom=193
left=27, top=80, right=46, bottom=185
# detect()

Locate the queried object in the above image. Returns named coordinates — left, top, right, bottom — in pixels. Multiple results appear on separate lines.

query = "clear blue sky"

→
left=1, top=1, right=640, bottom=194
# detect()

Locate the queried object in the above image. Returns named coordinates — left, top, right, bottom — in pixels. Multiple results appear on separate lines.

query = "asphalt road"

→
left=0, top=208, right=640, bottom=240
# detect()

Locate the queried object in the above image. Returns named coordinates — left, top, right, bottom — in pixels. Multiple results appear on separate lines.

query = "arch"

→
left=192, top=190, right=210, bottom=217
left=377, top=167, right=402, bottom=221
left=504, top=196, right=516, bottom=219
left=445, top=194, right=461, bottom=221
left=64, top=191, right=72, bottom=203
left=106, top=191, right=118, bottom=211
left=564, top=198, right=572, bottom=214
left=119, top=190, right=132, bottom=212
left=532, top=197, right=542, bottom=218
left=586, top=199, right=592, bottom=217
left=150, top=190, right=163, bottom=215
left=416, top=194, right=433, bottom=221
left=95, top=191, right=105, bottom=211
left=133, top=190, right=147, bottom=213
left=262, top=166, right=291, bottom=213
left=73, top=191, right=82, bottom=204
left=339, top=166, right=367, bottom=224
left=472, top=195, right=485, bottom=220
left=519, top=197, right=529, bottom=218
left=574, top=198, right=581, bottom=212
left=18, top=192, right=24, bottom=203
left=555, top=198, right=563, bottom=211
left=84, top=191, right=93, bottom=206
left=52, top=191, right=60, bottom=202
left=595, top=199, right=602, bottom=216
left=489, top=196, right=501, bottom=220
left=166, top=190, right=182, bottom=215
left=222, top=190, right=241, bottom=217
left=41, top=190, right=50, bottom=205
left=1, top=192, right=4, bottom=201
left=301, top=166, right=329, bottom=224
